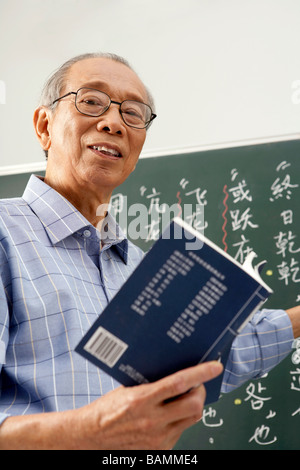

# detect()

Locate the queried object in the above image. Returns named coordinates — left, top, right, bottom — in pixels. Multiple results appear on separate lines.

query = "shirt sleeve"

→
left=0, top=280, right=9, bottom=369
left=221, top=308, right=294, bottom=393
left=0, top=252, right=11, bottom=425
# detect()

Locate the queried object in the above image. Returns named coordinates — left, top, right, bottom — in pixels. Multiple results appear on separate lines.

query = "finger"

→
left=161, top=387, right=208, bottom=447
left=151, top=361, right=223, bottom=403
left=165, top=382, right=207, bottom=417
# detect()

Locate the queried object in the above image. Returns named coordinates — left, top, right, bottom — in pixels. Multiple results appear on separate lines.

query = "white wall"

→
left=0, top=0, right=300, bottom=174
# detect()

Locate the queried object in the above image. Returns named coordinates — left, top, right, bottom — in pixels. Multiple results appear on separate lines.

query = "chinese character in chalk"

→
left=249, top=425, right=277, bottom=446
left=144, top=220, right=159, bottom=242
left=269, top=161, right=299, bottom=201
left=291, top=339, right=300, bottom=365
left=277, top=258, right=300, bottom=285
left=184, top=204, right=208, bottom=233
left=184, top=187, right=208, bottom=206
left=201, top=407, right=224, bottom=427
left=109, top=193, right=127, bottom=234
left=274, top=231, right=300, bottom=258
left=178, top=180, right=208, bottom=232
left=290, top=339, right=300, bottom=391
left=280, top=209, right=294, bottom=225
left=230, top=208, right=259, bottom=231
left=110, top=193, right=125, bottom=214
left=290, top=368, right=300, bottom=392
left=139, top=187, right=168, bottom=242
left=229, top=179, right=253, bottom=203
left=244, top=382, right=272, bottom=410
left=146, top=188, right=168, bottom=215
left=232, top=234, right=254, bottom=264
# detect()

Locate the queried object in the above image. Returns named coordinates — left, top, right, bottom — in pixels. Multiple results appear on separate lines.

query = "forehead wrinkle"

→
left=64, top=59, right=148, bottom=104
left=78, top=79, right=147, bottom=104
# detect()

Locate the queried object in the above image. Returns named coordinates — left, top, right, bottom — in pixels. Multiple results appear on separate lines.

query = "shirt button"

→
left=83, top=229, right=91, bottom=238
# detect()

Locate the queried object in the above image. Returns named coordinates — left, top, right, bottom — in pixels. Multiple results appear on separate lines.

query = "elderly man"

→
left=0, top=52, right=299, bottom=450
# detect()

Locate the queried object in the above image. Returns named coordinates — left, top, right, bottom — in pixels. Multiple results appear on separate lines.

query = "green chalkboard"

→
left=114, top=139, right=300, bottom=450
left=0, top=138, right=299, bottom=449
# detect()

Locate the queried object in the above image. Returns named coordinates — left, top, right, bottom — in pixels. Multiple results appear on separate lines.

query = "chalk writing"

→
left=289, top=341, right=300, bottom=418
left=229, top=179, right=252, bottom=203
left=244, top=381, right=272, bottom=411
left=269, top=161, right=299, bottom=202
left=269, top=161, right=300, bottom=288
left=226, top=169, right=258, bottom=263
left=249, top=425, right=277, bottom=446
left=136, top=182, right=207, bottom=243
left=111, top=146, right=299, bottom=449
left=202, top=407, right=224, bottom=427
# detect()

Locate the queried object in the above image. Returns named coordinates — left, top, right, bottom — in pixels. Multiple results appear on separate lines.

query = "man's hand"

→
left=73, top=360, right=223, bottom=450
left=0, top=361, right=223, bottom=450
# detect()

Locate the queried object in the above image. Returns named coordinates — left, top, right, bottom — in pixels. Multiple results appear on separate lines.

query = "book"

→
left=75, top=217, right=273, bottom=404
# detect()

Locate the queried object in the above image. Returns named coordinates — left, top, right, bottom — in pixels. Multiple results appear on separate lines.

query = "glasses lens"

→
left=76, top=88, right=110, bottom=116
left=121, top=100, right=151, bottom=128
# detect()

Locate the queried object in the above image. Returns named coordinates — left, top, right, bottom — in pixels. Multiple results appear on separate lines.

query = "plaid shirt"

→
left=0, top=175, right=293, bottom=423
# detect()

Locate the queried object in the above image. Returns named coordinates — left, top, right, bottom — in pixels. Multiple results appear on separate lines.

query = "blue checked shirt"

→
left=0, top=175, right=294, bottom=424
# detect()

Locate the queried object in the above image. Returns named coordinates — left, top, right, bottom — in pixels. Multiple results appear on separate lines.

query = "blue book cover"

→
left=75, top=218, right=273, bottom=404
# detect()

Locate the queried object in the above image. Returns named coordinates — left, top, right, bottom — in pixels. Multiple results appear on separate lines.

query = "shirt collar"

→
left=99, top=212, right=129, bottom=264
left=22, top=175, right=128, bottom=263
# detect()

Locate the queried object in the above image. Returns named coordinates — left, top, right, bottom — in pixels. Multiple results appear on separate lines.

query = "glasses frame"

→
left=52, top=87, right=157, bottom=129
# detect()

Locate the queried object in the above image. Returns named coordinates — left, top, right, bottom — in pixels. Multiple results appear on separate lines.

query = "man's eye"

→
left=83, top=99, right=102, bottom=106
left=124, top=108, right=143, bottom=119
left=79, top=94, right=107, bottom=107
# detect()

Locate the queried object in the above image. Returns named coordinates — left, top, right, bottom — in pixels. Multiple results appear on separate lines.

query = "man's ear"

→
left=33, top=106, right=52, bottom=151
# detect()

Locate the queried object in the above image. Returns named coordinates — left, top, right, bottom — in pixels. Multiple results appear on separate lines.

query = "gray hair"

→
left=40, top=52, right=155, bottom=111
left=39, top=52, right=155, bottom=159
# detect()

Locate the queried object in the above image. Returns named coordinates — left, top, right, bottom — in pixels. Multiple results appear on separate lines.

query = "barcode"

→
left=84, top=326, right=128, bottom=368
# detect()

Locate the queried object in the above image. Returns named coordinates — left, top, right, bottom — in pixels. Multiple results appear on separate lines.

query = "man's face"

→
left=45, top=58, right=148, bottom=195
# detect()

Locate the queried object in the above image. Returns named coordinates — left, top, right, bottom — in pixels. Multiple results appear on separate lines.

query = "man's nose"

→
left=96, top=104, right=125, bottom=135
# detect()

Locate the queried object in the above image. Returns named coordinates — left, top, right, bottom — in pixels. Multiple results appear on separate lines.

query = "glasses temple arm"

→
left=52, top=91, right=76, bottom=105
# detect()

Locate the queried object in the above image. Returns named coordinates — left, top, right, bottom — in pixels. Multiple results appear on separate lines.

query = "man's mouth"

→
left=89, top=145, right=122, bottom=159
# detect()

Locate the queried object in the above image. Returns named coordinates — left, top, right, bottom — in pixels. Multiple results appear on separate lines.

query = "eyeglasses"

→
left=52, top=87, right=157, bottom=129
